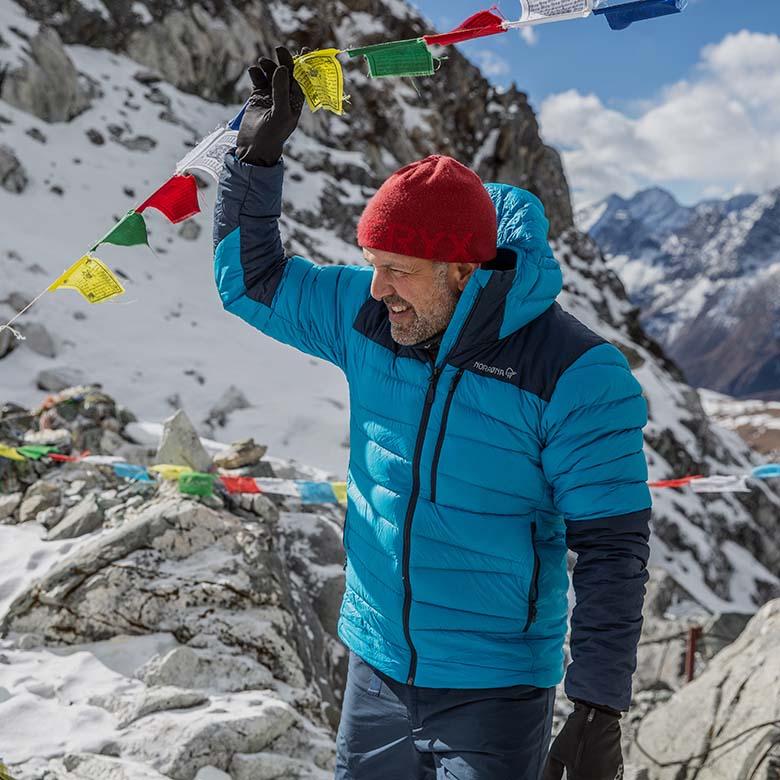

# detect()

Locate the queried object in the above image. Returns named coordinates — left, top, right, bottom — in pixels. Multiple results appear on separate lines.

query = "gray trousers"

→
left=335, top=652, right=555, bottom=779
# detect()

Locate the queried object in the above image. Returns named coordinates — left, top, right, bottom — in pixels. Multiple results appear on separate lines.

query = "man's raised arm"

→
left=213, top=46, right=369, bottom=371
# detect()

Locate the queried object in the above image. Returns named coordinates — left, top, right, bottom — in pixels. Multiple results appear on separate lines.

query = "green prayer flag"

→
left=179, top=472, right=215, bottom=498
left=346, top=38, right=434, bottom=78
left=16, top=445, right=58, bottom=460
left=93, top=210, right=149, bottom=251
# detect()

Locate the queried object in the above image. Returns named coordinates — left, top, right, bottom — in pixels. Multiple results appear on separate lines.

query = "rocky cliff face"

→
left=11, top=0, right=574, bottom=238
left=629, top=598, right=780, bottom=779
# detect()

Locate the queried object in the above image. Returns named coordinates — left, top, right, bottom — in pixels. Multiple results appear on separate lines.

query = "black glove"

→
left=235, top=46, right=305, bottom=167
left=542, top=699, right=624, bottom=780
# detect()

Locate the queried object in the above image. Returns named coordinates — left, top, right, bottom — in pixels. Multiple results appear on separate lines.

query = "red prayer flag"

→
left=137, top=175, right=200, bottom=224
left=48, top=450, right=90, bottom=462
left=423, top=9, right=506, bottom=47
left=648, top=475, right=704, bottom=488
left=220, top=476, right=262, bottom=494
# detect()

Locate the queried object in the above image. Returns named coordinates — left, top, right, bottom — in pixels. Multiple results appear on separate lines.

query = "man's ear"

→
left=451, top=262, right=480, bottom=292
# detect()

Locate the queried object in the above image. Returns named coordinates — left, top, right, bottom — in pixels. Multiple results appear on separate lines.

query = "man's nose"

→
left=370, top=269, right=393, bottom=302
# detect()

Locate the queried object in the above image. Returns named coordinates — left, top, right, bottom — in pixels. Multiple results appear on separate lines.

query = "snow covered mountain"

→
left=1, top=0, right=779, bottom=716
left=580, top=186, right=780, bottom=401
left=2, top=0, right=779, bottom=614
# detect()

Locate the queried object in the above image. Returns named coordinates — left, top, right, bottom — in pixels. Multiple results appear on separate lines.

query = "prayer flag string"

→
left=0, top=0, right=687, bottom=335
left=1, top=441, right=777, bottom=499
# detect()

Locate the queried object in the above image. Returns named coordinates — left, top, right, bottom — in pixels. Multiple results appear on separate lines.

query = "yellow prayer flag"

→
left=0, top=444, right=26, bottom=461
left=293, top=49, right=345, bottom=116
left=48, top=254, right=125, bottom=303
left=332, top=481, right=347, bottom=504
left=149, top=464, right=194, bottom=480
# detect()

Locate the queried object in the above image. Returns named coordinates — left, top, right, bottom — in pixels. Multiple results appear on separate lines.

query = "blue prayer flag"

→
left=113, top=463, right=154, bottom=482
left=228, top=103, right=248, bottom=131
left=752, top=464, right=780, bottom=479
left=592, top=0, right=687, bottom=30
left=297, top=481, right=338, bottom=504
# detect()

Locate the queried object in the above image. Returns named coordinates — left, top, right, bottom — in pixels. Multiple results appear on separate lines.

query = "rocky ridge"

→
left=1, top=388, right=348, bottom=778
left=580, top=186, right=780, bottom=401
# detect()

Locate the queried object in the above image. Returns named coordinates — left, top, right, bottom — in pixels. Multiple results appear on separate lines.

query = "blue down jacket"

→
left=214, top=153, right=652, bottom=711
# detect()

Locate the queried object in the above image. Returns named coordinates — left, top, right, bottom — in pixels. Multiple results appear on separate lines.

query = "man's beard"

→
left=385, top=265, right=460, bottom=346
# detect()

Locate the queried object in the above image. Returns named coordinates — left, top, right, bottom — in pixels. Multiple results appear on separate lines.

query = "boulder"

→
left=118, top=694, right=298, bottom=780
left=89, top=684, right=209, bottom=728
left=154, top=410, right=211, bottom=473
left=136, top=644, right=274, bottom=693
left=230, top=751, right=331, bottom=780
left=0, top=492, right=22, bottom=522
left=0, top=323, right=19, bottom=358
left=178, top=220, right=201, bottom=241
left=0, top=26, right=90, bottom=122
left=124, top=6, right=262, bottom=103
left=60, top=754, right=172, bottom=779
left=19, top=481, right=61, bottom=523
left=47, top=493, right=104, bottom=540
left=193, top=768, right=231, bottom=780
left=36, top=367, right=88, bottom=392
left=631, top=599, right=780, bottom=779
left=0, top=145, right=29, bottom=194
left=213, top=438, right=267, bottom=470
left=37, top=504, right=66, bottom=530
left=205, top=386, right=251, bottom=428
left=19, top=321, right=57, bottom=358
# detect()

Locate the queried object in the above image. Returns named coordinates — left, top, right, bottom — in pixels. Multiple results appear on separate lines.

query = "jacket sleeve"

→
left=540, top=342, right=652, bottom=712
left=213, top=152, right=370, bottom=371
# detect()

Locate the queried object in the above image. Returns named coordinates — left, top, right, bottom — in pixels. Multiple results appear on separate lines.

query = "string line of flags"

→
left=0, top=0, right=687, bottom=338
left=0, top=444, right=347, bottom=503
left=1, top=442, right=778, bottom=498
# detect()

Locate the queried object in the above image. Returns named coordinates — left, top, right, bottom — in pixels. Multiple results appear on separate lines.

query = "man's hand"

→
left=236, top=46, right=305, bottom=167
left=542, top=700, right=624, bottom=780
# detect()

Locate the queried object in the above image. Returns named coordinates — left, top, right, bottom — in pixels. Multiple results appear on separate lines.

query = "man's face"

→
left=364, top=248, right=478, bottom=346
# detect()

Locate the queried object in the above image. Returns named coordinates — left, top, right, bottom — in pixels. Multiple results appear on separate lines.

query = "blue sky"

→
left=414, top=0, right=780, bottom=206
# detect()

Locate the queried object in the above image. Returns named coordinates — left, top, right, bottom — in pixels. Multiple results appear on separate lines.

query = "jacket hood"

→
left=479, top=183, right=563, bottom=339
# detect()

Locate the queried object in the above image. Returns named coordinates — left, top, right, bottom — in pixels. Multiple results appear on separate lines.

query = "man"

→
left=214, top=47, right=651, bottom=780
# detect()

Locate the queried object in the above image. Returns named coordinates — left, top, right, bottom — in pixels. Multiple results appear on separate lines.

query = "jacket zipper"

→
left=401, top=287, right=485, bottom=685
left=401, top=356, right=442, bottom=683
left=430, top=368, right=465, bottom=504
left=522, top=521, right=541, bottom=632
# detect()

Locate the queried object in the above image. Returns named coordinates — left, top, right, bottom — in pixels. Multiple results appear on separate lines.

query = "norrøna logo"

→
left=473, top=361, right=517, bottom=380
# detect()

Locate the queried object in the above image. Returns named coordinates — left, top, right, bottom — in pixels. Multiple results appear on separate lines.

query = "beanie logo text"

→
left=382, top=223, right=477, bottom=263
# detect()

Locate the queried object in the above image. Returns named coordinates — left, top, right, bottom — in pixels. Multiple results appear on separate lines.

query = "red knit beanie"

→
left=357, top=155, right=497, bottom=263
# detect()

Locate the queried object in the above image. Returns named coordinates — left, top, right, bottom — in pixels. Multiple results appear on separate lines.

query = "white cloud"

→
left=472, top=49, right=511, bottom=77
left=520, top=26, right=538, bottom=46
left=538, top=30, right=780, bottom=207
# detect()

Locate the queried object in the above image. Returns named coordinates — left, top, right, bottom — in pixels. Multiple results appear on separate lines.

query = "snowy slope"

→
left=1, top=0, right=779, bottom=623
left=0, top=19, right=353, bottom=476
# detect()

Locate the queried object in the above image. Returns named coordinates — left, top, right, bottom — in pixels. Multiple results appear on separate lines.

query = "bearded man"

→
left=213, top=47, right=651, bottom=780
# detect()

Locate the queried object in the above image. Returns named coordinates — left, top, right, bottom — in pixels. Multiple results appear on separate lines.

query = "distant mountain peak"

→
left=590, top=183, right=780, bottom=401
